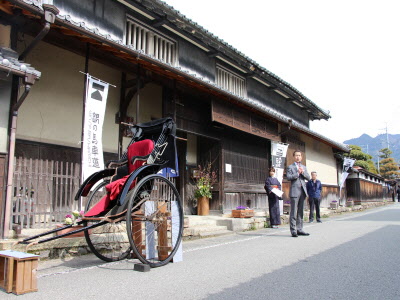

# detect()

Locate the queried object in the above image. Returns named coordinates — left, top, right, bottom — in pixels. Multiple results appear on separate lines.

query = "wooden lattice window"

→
left=126, top=17, right=177, bottom=65
left=216, top=65, right=246, bottom=97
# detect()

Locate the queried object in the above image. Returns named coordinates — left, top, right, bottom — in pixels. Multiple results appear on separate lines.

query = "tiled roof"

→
left=155, top=0, right=330, bottom=118
left=8, top=0, right=349, bottom=152
left=0, top=47, right=41, bottom=78
left=353, top=166, right=384, bottom=180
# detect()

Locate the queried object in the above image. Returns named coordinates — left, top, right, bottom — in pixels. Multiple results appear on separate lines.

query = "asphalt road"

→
left=3, top=203, right=400, bottom=299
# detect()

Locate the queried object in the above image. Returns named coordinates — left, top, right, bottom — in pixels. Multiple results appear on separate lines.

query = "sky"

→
left=163, top=0, right=400, bottom=143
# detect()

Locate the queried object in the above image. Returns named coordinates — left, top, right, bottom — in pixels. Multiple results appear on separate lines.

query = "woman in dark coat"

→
left=264, top=167, right=281, bottom=228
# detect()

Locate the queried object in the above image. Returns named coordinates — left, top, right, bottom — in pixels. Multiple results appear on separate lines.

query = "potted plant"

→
left=56, top=210, right=88, bottom=238
left=232, top=206, right=254, bottom=218
left=330, top=200, right=339, bottom=210
left=194, top=163, right=217, bottom=216
left=346, top=198, right=354, bottom=207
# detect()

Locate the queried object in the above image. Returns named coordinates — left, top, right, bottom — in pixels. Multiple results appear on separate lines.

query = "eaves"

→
left=5, top=0, right=348, bottom=152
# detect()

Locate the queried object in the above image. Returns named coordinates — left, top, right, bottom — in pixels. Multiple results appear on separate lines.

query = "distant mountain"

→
left=344, top=134, right=400, bottom=164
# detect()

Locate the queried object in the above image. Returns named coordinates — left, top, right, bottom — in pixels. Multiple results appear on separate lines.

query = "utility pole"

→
left=379, top=123, right=390, bottom=153
left=384, top=123, right=390, bottom=149
left=377, top=158, right=380, bottom=174
left=360, top=144, right=369, bottom=154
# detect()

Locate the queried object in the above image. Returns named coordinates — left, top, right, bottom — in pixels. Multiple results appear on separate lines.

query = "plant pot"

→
left=56, top=224, right=89, bottom=238
left=197, top=196, right=209, bottom=216
left=330, top=202, right=339, bottom=210
left=283, top=204, right=291, bottom=214
left=232, top=209, right=254, bottom=218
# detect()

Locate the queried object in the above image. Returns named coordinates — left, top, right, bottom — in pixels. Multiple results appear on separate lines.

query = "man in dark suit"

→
left=306, top=171, right=322, bottom=223
left=286, top=150, right=311, bottom=237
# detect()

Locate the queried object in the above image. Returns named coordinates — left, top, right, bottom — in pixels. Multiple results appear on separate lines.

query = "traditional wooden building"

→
left=346, top=166, right=385, bottom=204
left=0, top=0, right=349, bottom=236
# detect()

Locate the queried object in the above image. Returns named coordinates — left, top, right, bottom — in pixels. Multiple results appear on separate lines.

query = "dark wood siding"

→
left=223, top=129, right=270, bottom=186
left=15, top=140, right=118, bottom=165
left=282, top=182, right=339, bottom=208
left=0, top=153, right=6, bottom=234
left=222, top=128, right=270, bottom=212
left=346, top=178, right=383, bottom=204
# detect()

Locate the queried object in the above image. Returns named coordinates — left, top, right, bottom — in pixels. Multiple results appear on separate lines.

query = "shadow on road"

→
left=206, top=224, right=400, bottom=300
left=37, top=254, right=140, bottom=278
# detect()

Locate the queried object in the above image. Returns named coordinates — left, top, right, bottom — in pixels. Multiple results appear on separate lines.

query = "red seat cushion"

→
left=127, top=139, right=154, bottom=173
left=84, top=139, right=154, bottom=217
left=84, top=194, right=111, bottom=217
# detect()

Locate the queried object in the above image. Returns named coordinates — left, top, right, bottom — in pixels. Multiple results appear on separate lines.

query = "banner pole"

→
left=79, top=43, right=90, bottom=211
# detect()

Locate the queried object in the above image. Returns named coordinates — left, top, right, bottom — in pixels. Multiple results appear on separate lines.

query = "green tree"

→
left=378, top=148, right=400, bottom=179
left=344, top=145, right=378, bottom=174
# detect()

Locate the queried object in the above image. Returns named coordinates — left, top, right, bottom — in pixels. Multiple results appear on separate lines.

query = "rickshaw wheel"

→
left=84, top=181, right=132, bottom=262
left=126, top=174, right=183, bottom=268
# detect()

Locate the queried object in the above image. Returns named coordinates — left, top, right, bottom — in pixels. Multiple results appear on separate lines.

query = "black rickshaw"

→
left=18, top=117, right=183, bottom=268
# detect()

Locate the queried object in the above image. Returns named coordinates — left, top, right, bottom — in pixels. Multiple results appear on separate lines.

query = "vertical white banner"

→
left=271, top=141, right=289, bottom=215
left=339, top=157, right=356, bottom=204
left=271, top=141, right=289, bottom=185
left=340, top=157, right=356, bottom=189
left=82, top=75, right=109, bottom=182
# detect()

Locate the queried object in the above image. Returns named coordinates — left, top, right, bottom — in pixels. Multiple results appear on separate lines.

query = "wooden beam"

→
left=207, top=51, right=218, bottom=58
left=125, top=78, right=138, bottom=89
left=151, top=17, right=168, bottom=27
left=121, top=78, right=150, bottom=113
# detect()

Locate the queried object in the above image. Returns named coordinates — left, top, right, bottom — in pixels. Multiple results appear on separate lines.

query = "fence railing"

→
left=11, top=157, right=81, bottom=230
left=10, top=157, right=178, bottom=231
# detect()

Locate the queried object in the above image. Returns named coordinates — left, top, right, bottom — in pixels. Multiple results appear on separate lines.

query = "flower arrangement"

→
left=64, top=210, right=84, bottom=225
left=236, top=206, right=248, bottom=210
left=194, top=163, right=217, bottom=199
left=331, top=200, right=338, bottom=203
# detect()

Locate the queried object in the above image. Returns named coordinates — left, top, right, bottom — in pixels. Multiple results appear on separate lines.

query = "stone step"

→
left=185, top=216, right=229, bottom=227
left=183, top=224, right=229, bottom=236
left=191, top=225, right=229, bottom=235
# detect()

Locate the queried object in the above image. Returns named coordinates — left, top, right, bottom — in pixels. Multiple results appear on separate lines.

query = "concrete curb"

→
left=0, top=201, right=393, bottom=260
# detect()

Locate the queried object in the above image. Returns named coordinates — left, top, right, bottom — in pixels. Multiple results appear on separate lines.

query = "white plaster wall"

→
left=0, top=24, right=12, bottom=153
left=16, top=39, right=121, bottom=152
left=303, top=134, right=338, bottom=185
left=125, top=83, right=162, bottom=123
left=15, top=38, right=163, bottom=155
left=122, top=83, right=163, bottom=149
left=0, top=80, right=11, bottom=153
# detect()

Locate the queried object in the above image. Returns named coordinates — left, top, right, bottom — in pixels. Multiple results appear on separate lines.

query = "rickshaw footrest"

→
left=134, top=263, right=150, bottom=272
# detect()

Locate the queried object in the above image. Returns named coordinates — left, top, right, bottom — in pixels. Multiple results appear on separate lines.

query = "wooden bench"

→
left=0, top=250, right=39, bottom=295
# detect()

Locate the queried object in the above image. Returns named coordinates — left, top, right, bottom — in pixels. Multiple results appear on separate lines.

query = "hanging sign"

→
left=271, top=141, right=289, bottom=215
left=82, top=75, right=109, bottom=182
left=271, top=141, right=289, bottom=185
left=339, top=157, right=356, bottom=202
left=340, top=157, right=356, bottom=189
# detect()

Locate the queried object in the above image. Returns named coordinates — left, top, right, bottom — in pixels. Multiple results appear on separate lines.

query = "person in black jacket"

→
left=306, top=171, right=322, bottom=223
left=264, top=167, right=282, bottom=228
left=397, top=186, right=400, bottom=202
